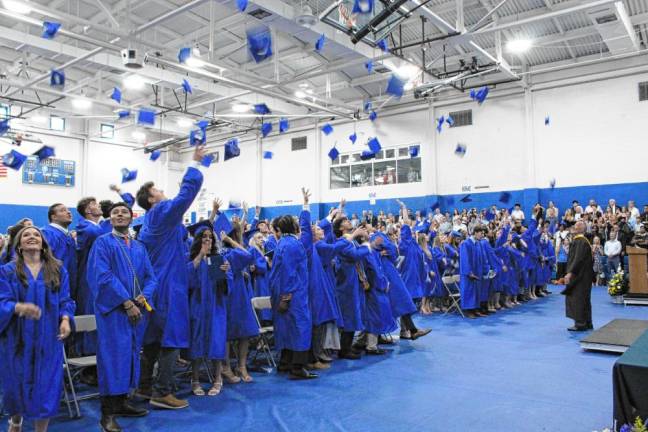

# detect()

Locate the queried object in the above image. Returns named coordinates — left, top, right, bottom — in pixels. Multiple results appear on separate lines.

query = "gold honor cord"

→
left=113, top=234, right=154, bottom=313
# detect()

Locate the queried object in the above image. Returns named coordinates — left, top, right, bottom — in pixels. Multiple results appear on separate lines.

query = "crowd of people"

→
left=0, top=143, right=641, bottom=432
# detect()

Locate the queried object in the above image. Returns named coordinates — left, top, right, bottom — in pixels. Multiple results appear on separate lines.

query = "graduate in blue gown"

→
left=249, top=232, right=272, bottom=323
left=398, top=224, right=426, bottom=301
left=459, top=225, right=486, bottom=318
left=89, top=202, right=156, bottom=432
left=537, top=222, right=556, bottom=296
left=186, top=226, right=228, bottom=397
left=136, top=145, right=206, bottom=409
left=1, top=219, right=34, bottom=265
left=41, top=204, right=77, bottom=302
left=0, top=226, right=75, bottom=432
left=419, top=232, right=442, bottom=314
left=430, top=234, right=449, bottom=312
left=268, top=188, right=316, bottom=379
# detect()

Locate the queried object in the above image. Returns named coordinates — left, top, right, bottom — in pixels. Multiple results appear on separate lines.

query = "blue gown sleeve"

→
left=151, top=167, right=203, bottom=228
left=141, top=248, right=157, bottom=305
left=338, top=239, right=371, bottom=261
left=496, top=226, right=511, bottom=248
left=227, top=248, right=254, bottom=272
left=120, top=192, right=135, bottom=208
left=318, top=218, right=335, bottom=244
left=92, top=239, right=133, bottom=315
left=0, top=267, right=17, bottom=335
left=459, top=242, right=472, bottom=277
left=58, top=267, right=76, bottom=320
left=299, top=210, right=313, bottom=260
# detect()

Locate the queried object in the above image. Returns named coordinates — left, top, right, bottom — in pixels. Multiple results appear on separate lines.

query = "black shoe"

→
left=338, top=350, right=361, bottom=360
left=114, top=402, right=148, bottom=417
left=410, top=328, right=432, bottom=340
left=365, top=348, right=387, bottom=355
left=277, top=363, right=291, bottom=373
left=289, top=368, right=318, bottom=380
left=378, top=335, right=395, bottom=345
left=351, top=343, right=367, bottom=352
left=567, top=326, right=588, bottom=332
left=100, top=415, right=122, bottom=432
left=536, top=291, right=547, bottom=297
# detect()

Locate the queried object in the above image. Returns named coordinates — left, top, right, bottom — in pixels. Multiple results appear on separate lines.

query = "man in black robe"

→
left=562, top=221, right=594, bottom=331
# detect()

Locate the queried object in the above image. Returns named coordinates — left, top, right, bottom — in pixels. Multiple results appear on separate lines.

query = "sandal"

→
left=191, top=380, right=205, bottom=396
left=208, top=380, right=223, bottom=396
left=221, top=369, right=241, bottom=384
left=236, top=368, right=253, bottom=383
left=8, top=417, right=23, bottom=432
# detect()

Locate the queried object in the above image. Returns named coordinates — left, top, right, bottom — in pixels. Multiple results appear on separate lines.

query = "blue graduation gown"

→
left=459, top=238, right=483, bottom=309
left=89, top=234, right=157, bottom=396
left=0, top=263, right=75, bottom=419
left=398, top=225, right=426, bottom=300
left=480, top=239, right=501, bottom=298
left=371, top=232, right=416, bottom=318
left=426, top=247, right=445, bottom=298
left=187, top=258, right=227, bottom=361
left=362, top=250, right=396, bottom=334
left=312, top=241, right=344, bottom=327
left=250, top=247, right=272, bottom=322
left=139, top=167, right=203, bottom=348
left=268, top=215, right=311, bottom=352
left=334, top=238, right=371, bottom=332
left=507, top=246, right=524, bottom=296
left=41, top=224, right=77, bottom=300
left=224, top=248, right=259, bottom=340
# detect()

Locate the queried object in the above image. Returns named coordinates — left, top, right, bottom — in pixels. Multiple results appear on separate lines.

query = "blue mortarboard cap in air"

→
left=327, top=147, right=339, bottom=161
left=33, top=145, right=55, bottom=161
left=254, top=103, right=271, bottom=115
left=110, top=87, right=122, bottom=103
left=201, top=153, right=215, bottom=168
left=499, top=191, right=512, bottom=204
left=368, top=137, right=381, bottom=153
left=446, top=196, right=455, bottom=206
left=353, top=0, right=374, bottom=14
left=236, top=0, right=248, bottom=12
left=386, top=74, right=405, bottom=98
left=315, top=34, right=326, bottom=52
left=365, top=60, right=373, bottom=73
left=138, top=108, right=156, bottom=126
left=214, top=213, right=233, bottom=239
left=224, top=138, right=240, bottom=160
left=364, top=101, right=372, bottom=112
left=349, top=132, right=357, bottom=144
left=431, top=201, right=440, bottom=211
left=460, top=194, right=472, bottom=203
left=436, top=116, right=445, bottom=133
left=2, top=150, right=27, bottom=170
left=42, top=21, right=61, bottom=39
left=117, top=110, right=130, bottom=119
left=121, top=168, right=137, bottom=183
left=321, top=123, right=333, bottom=135
left=455, top=143, right=467, bottom=157
left=544, top=116, right=550, bottom=126
left=414, top=220, right=430, bottom=233
left=360, top=150, right=376, bottom=160
left=369, top=111, right=377, bottom=122
left=377, top=38, right=388, bottom=52
left=187, top=220, right=213, bottom=237
left=182, top=79, right=192, bottom=94
left=247, top=26, right=273, bottom=63
left=409, top=146, right=419, bottom=158
left=50, top=69, right=65, bottom=87
left=279, top=118, right=289, bottom=133
left=470, top=86, right=489, bottom=104
left=263, top=151, right=273, bottom=159
left=189, top=124, right=207, bottom=146
left=150, top=150, right=161, bottom=161
left=178, top=47, right=192, bottom=64
left=196, top=120, right=209, bottom=130
left=261, top=122, right=272, bottom=138
left=446, top=115, right=455, bottom=127
left=0, top=119, right=9, bottom=136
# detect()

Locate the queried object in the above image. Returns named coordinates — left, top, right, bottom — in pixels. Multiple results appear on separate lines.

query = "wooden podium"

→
left=626, top=246, right=648, bottom=295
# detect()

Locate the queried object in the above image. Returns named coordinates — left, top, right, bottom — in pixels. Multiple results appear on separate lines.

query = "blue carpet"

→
left=36, top=287, right=648, bottom=431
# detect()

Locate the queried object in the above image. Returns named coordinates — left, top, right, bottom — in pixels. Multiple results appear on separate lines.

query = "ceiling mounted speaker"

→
left=295, top=5, right=317, bottom=27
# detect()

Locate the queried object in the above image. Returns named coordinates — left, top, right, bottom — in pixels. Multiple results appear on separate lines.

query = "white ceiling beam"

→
left=614, top=1, right=641, bottom=52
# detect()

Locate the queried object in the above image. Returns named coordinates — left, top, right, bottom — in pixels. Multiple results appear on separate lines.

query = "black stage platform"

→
left=580, top=319, right=648, bottom=353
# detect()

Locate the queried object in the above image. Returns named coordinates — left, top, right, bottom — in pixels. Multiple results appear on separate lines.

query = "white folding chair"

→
left=62, top=315, right=99, bottom=418
left=250, top=296, right=276, bottom=368
left=442, top=274, right=465, bottom=318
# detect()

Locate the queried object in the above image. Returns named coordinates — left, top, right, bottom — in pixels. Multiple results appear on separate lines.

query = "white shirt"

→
left=49, top=222, right=69, bottom=235
left=604, top=239, right=622, bottom=258
left=511, top=209, right=525, bottom=221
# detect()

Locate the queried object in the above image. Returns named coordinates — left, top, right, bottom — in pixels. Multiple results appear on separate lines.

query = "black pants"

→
left=139, top=343, right=178, bottom=397
left=101, top=394, right=126, bottom=415
left=280, top=349, right=309, bottom=370
left=401, top=314, right=418, bottom=333
left=557, top=262, right=567, bottom=279
left=340, top=331, right=355, bottom=353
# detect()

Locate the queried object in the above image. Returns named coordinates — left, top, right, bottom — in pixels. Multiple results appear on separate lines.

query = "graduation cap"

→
left=369, top=111, right=377, bottom=122
left=42, top=21, right=61, bottom=39
left=200, top=153, right=215, bottom=168
left=214, top=213, right=234, bottom=239
left=110, top=87, right=122, bottom=103
left=279, top=118, right=289, bottom=133
left=315, top=34, right=326, bottom=52
left=544, top=116, right=550, bottom=126
left=414, top=221, right=430, bottom=233
left=327, top=146, right=339, bottom=161
left=182, top=79, right=192, bottom=94
left=261, top=122, right=272, bottom=138
left=2, top=149, right=27, bottom=170
left=187, top=219, right=213, bottom=237
left=189, top=128, right=206, bottom=146
left=0, top=119, right=9, bottom=136
left=236, top=0, right=248, bottom=12
left=137, top=108, right=156, bottom=126
left=446, top=115, right=455, bottom=127
left=376, top=38, right=388, bottom=52
left=196, top=120, right=209, bottom=130
left=454, top=143, right=467, bottom=157
left=224, top=138, right=240, bottom=161
left=470, top=86, right=489, bottom=104
left=360, top=149, right=376, bottom=160
left=247, top=26, right=273, bottom=63
left=499, top=191, right=512, bottom=204
left=50, top=69, right=65, bottom=87
left=178, top=47, right=192, bottom=64
left=33, top=145, right=55, bottom=161
left=121, top=168, right=138, bottom=183
left=150, top=150, right=162, bottom=161
left=386, top=74, right=405, bottom=98
left=368, top=137, right=381, bottom=153
left=363, top=101, right=372, bottom=112
left=349, top=132, right=357, bottom=144
left=263, top=151, right=273, bottom=159
left=353, top=0, right=374, bottom=14
left=460, top=194, right=472, bottom=203
left=436, top=116, right=445, bottom=133
left=409, top=145, right=419, bottom=158
left=365, top=60, right=373, bottom=73
left=254, top=103, right=271, bottom=115
left=321, top=123, right=333, bottom=136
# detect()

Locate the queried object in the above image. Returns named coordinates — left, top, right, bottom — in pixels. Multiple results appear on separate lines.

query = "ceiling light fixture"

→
left=294, top=90, right=307, bottom=99
left=177, top=117, right=193, bottom=128
left=131, top=130, right=146, bottom=141
left=232, top=103, right=251, bottom=113
left=2, top=0, right=32, bottom=14
left=123, top=74, right=146, bottom=90
left=506, top=38, right=532, bottom=54
left=71, top=98, right=92, bottom=110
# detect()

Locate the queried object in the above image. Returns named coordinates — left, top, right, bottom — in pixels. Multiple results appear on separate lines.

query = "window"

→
left=100, top=123, right=115, bottom=139
left=330, top=166, right=350, bottom=189
left=449, top=109, right=472, bottom=127
left=373, top=161, right=397, bottom=185
left=49, top=116, right=65, bottom=131
left=397, top=158, right=421, bottom=183
left=0, top=105, right=9, bottom=120
left=398, top=147, right=409, bottom=157
left=351, top=163, right=373, bottom=187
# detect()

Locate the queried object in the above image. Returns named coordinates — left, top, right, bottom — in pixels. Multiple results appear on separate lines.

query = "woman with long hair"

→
left=1, top=219, right=33, bottom=264
left=0, top=226, right=75, bottom=432
left=249, top=232, right=272, bottom=325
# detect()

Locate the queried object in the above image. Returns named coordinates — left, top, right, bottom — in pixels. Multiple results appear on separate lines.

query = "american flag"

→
left=0, top=159, right=7, bottom=178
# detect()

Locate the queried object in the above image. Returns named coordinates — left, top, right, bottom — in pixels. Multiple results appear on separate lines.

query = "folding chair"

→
left=62, top=315, right=99, bottom=418
left=250, top=296, right=276, bottom=368
left=442, top=274, right=465, bottom=318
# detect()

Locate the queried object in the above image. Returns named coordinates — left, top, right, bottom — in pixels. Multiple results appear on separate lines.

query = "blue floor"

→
left=37, top=287, right=647, bottom=432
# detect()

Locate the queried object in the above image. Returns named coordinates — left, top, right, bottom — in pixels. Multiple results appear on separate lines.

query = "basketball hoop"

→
left=338, top=3, right=356, bottom=29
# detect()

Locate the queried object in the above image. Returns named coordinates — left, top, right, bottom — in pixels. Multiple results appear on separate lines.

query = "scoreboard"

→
left=22, top=156, right=75, bottom=187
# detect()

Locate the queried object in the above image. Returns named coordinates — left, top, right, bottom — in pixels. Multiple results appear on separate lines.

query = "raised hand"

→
left=302, top=187, right=311, bottom=205
left=193, top=145, right=208, bottom=162
left=109, top=184, right=120, bottom=193
left=213, top=198, right=222, bottom=213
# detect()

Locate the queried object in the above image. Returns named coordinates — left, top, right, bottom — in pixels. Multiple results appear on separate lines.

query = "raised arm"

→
left=396, top=199, right=409, bottom=224
left=209, top=198, right=223, bottom=224
left=299, top=188, right=313, bottom=257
